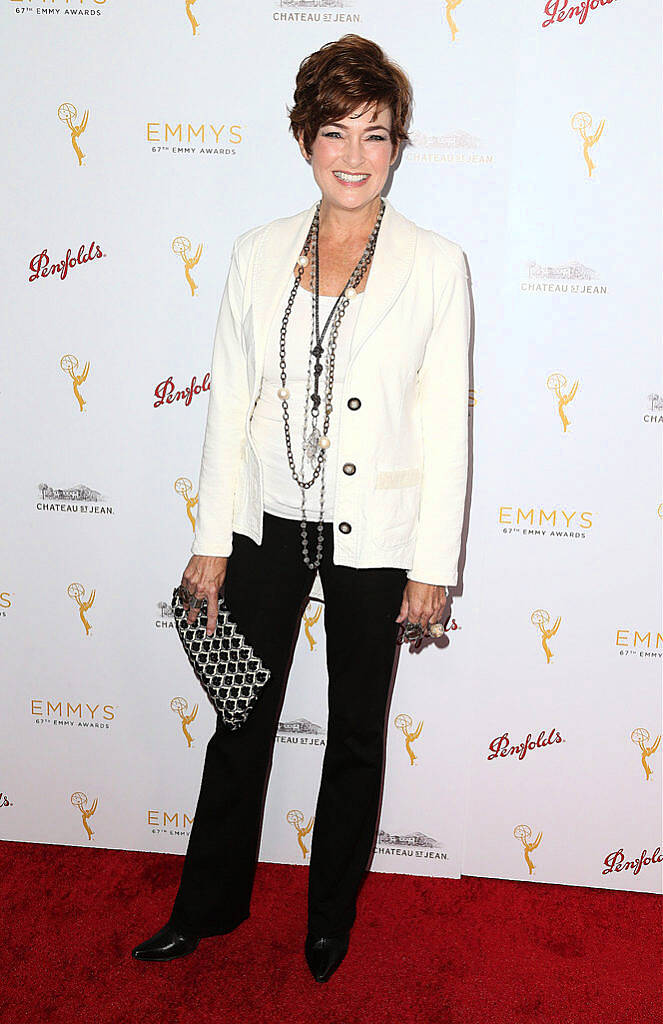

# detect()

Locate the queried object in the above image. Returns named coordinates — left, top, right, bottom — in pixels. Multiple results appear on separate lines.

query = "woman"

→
left=132, top=33, right=471, bottom=983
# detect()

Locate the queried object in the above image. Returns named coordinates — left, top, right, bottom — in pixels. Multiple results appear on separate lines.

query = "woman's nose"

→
left=342, top=137, right=365, bottom=167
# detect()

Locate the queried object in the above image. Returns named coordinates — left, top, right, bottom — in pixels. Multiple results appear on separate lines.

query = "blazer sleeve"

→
left=407, top=242, right=471, bottom=588
left=190, top=237, right=251, bottom=557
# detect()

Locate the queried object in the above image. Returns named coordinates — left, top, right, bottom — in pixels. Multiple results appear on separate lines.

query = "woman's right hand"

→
left=180, top=554, right=228, bottom=636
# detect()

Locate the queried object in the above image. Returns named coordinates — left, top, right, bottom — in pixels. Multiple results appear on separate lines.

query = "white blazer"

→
left=191, top=195, right=471, bottom=591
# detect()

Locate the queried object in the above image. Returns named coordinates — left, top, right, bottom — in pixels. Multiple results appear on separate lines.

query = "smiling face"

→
left=298, top=102, right=399, bottom=216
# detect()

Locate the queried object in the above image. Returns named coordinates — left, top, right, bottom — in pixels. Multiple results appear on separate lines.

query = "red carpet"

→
left=0, top=839, right=660, bottom=1024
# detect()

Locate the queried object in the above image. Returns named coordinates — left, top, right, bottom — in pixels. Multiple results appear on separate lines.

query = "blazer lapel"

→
left=250, top=201, right=318, bottom=387
left=347, top=197, right=416, bottom=369
left=250, top=195, right=416, bottom=385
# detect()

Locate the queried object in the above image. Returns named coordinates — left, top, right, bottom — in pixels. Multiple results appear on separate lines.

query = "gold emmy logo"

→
left=394, top=713, right=423, bottom=766
left=546, top=372, right=579, bottom=432
left=185, top=0, right=199, bottom=35
left=443, top=0, right=462, bottom=40
left=174, top=477, right=198, bottom=530
left=631, top=728, right=661, bottom=781
left=60, top=354, right=90, bottom=412
left=513, top=823, right=542, bottom=876
left=302, top=600, right=323, bottom=651
left=287, top=809, right=314, bottom=859
left=171, top=696, right=199, bottom=747
left=71, top=791, right=97, bottom=840
left=571, top=111, right=605, bottom=178
left=616, top=628, right=663, bottom=651
left=68, top=582, right=95, bottom=635
left=58, top=102, right=89, bottom=166
left=172, top=236, right=203, bottom=296
left=531, top=608, right=561, bottom=664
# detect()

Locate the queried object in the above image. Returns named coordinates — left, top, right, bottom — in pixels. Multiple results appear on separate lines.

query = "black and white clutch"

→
left=171, top=585, right=272, bottom=731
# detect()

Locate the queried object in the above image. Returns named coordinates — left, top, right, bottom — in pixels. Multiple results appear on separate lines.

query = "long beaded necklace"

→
left=277, top=196, right=386, bottom=568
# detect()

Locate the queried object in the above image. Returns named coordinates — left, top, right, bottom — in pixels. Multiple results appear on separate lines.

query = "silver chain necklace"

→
left=277, top=197, right=386, bottom=568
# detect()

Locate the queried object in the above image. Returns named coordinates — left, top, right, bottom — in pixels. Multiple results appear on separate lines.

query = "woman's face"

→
left=298, top=102, right=399, bottom=216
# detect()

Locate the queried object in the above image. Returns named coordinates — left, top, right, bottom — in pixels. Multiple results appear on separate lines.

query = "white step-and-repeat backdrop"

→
left=2, top=0, right=661, bottom=895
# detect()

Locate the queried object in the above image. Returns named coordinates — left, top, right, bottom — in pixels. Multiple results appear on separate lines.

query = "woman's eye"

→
left=321, top=131, right=389, bottom=142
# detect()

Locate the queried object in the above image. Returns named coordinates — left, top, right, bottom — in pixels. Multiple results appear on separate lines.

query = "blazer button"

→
left=338, top=522, right=352, bottom=534
left=347, top=397, right=361, bottom=410
left=342, top=462, right=356, bottom=475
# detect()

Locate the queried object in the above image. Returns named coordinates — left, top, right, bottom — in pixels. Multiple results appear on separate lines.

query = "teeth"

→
left=334, top=171, right=369, bottom=182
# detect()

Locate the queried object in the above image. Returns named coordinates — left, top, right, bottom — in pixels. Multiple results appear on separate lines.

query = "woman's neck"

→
left=317, top=195, right=382, bottom=246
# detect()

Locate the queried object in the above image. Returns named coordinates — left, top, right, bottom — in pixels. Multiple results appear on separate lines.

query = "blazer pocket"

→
left=372, top=467, right=422, bottom=548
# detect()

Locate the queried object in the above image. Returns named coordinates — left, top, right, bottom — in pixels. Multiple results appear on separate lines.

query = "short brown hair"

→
left=287, top=34, right=413, bottom=157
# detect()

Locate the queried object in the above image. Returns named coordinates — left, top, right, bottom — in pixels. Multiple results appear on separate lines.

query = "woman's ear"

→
left=297, top=131, right=311, bottom=162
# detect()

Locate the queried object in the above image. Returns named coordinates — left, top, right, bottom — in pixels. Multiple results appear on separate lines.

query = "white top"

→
left=250, top=281, right=365, bottom=520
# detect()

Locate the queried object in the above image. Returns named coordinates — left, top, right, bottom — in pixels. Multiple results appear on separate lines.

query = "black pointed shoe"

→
left=131, top=922, right=201, bottom=962
left=304, top=930, right=350, bottom=982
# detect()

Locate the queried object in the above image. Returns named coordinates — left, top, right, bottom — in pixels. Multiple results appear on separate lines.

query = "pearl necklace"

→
left=277, top=197, right=386, bottom=569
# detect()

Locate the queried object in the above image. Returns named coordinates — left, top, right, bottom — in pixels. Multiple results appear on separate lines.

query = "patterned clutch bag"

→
left=171, top=585, right=272, bottom=731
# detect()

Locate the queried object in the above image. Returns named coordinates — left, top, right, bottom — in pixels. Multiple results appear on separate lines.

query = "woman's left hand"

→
left=395, top=580, right=447, bottom=634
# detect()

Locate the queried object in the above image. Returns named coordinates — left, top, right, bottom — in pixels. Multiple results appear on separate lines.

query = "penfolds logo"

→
left=488, top=728, right=563, bottom=762
left=154, top=373, right=210, bottom=409
left=602, top=846, right=662, bottom=877
left=29, top=241, right=104, bottom=283
left=542, top=0, right=619, bottom=29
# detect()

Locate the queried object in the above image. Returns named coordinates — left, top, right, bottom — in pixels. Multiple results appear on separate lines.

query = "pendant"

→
left=305, top=426, right=321, bottom=465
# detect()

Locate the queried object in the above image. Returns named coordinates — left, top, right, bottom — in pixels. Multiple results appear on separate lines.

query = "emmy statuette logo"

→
left=571, top=111, right=604, bottom=177
left=172, top=236, right=203, bottom=296
left=58, top=102, right=89, bottom=166
left=631, top=728, right=661, bottom=781
left=185, top=0, right=199, bottom=35
left=171, top=696, right=199, bottom=748
left=61, top=354, right=90, bottom=412
left=443, top=0, right=463, bottom=40
left=394, top=713, right=423, bottom=766
left=302, top=600, right=323, bottom=651
left=71, top=791, right=97, bottom=840
left=68, top=582, right=95, bottom=635
left=531, top=608, right=561, bottom=663
left=514, top=823, right=543, bottom=875
left=547, top=373, right=579, bottom=432
left=287, top=809, right=314, bottom=859
left=175, top=477, right=198, bottom=531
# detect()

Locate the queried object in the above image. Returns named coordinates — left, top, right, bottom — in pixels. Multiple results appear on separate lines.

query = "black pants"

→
left=168, top=511, right=407, bottom=939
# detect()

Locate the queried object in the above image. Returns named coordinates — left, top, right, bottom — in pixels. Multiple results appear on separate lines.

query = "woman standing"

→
left=132, top=33, right=471, bottom=983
